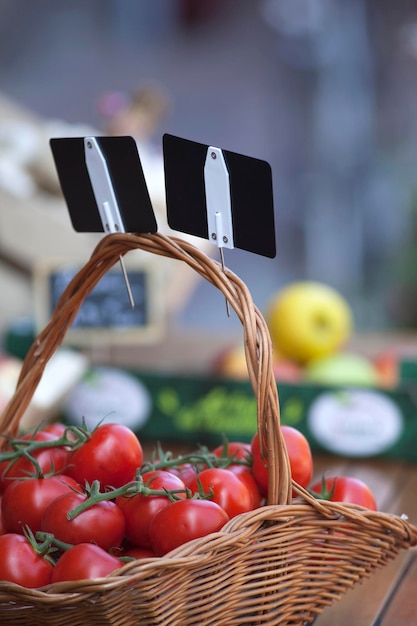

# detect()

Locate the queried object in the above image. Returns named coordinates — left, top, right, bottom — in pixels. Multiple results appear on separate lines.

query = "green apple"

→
left=305, top=352, right=379, bottom=386
left=265, top=282, right=352, bottom=364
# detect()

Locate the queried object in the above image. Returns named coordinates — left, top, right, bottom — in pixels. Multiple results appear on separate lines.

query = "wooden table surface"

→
left=143, top=442, right=417, bottom=625
left=311, top=454, right=417, bottom=626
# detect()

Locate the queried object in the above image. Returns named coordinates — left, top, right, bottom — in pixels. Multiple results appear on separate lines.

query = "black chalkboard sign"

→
left=33, top=259, right=164, bottom=346
left=50, top=270, right=148, bottom=329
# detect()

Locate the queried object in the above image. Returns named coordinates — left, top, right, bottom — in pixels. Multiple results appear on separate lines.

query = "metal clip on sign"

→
left=84, top=137, right=135, bottom=307
left=162, top=132, right=276, bottom=318
left=204, top=146, right=234, bottom=316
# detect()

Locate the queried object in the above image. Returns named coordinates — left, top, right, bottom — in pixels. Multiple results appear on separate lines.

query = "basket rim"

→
left=0, top=498, right=415, bottom=600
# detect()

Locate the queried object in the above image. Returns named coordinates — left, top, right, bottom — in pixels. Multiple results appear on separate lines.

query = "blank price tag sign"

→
left=163, top=133, right=276, bottom=259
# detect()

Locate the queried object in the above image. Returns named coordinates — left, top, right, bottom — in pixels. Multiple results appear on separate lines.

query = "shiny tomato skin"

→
left=0, top=533, right=53, bottom=588
left=310, top=476, right=377, bottom=511
left=1, top=474, right=82, bottom=534
left=249, top=433, right=269, bottom=496
left=42, top=491, right=126, bottom=551
left=164, top=463, right=198, bottom=488
left=187, top=467, right=255, bottom=519
left=227, top=464, right=263, bottom=509
left=251, top=427, right=313, bottom=496
left=51, top=543, right=121, bottom=582
left=280, top=425, right=313, bottom=489
left=150, top=499, right=229, bottom=556
left=123, top=546, right=157, bottom=559
left=116, top=470, right=187, bottom=547
left=66, top=423, right=143, bottom=490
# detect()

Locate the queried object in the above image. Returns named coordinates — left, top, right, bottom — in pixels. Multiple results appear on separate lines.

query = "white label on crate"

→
left=307, top=389, right=403, bottom=457
left=64, top=367, right=151, bottom=431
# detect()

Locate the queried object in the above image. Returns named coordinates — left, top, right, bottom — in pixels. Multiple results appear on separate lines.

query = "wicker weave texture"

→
left=0, top=232, right=415, bottom=626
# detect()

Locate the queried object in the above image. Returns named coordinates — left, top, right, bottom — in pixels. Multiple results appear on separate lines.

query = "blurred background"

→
left=0, top=0, right=417, bottom=336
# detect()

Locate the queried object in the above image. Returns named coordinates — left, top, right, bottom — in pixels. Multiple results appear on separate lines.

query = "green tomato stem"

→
left=66, top=479, right=191, bottom=520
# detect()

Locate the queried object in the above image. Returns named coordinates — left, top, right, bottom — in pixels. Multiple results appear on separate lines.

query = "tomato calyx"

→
left=308, top=474, right=336, bottom=501
left=36, top=530, right=74, bottom=555
left=22, top=526, right=56, bottom=566
left=187, top=473, right=215, bottom=501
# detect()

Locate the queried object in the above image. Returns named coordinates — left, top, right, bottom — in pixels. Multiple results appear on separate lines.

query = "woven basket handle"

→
left=0, top=232, right=292, bottom=506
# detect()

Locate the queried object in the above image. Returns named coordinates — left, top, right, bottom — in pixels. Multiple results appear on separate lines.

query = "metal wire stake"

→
left=119, top=255, right=135, bottom=308
left=219, top=247, right=230, bottom=317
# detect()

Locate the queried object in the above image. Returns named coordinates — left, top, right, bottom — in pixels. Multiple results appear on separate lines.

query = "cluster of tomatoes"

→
left=0, top=421, right=377, bottom=589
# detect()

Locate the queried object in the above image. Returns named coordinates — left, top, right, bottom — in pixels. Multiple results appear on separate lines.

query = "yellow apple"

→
left=265, top=282, right=353, bottom=364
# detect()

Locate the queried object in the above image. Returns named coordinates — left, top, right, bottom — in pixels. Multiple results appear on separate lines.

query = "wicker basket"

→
left=0, top=231, right=416, bottom=626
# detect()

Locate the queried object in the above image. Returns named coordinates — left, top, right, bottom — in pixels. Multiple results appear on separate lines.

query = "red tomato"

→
left=123, top=546, right=157, bottom=559
left=310, top=476, right=377, bottom=511
left=150, top=499, right=229, bottom=556
left=281, top=425, right=313, bottom=489
left=211, top=441, right=251, bottom=464
left=0, top=497, right=6, bottom=535
left=227, top=464, right=263, bottom=509
left=42, top=491, right=126, bottom=551
left=187, top=467, right=255, bottom=519
left=41, top=422, right=68, bottom=438
left=116, top=470, right=187, bottom=547
left=66, top=423, right=143, bottom=490
left=164, top=463, right=198, bottom=488
left=250, top=433, right=269, bottom=497
left=0, top=431, right=71, bottom=491
left=1, top=474, right=82, bottom=534
left=51, top=543, right=121, bottom=582
left=251, top=426, right=313, bottom=496
left=0, top=533, right=53, bottom=588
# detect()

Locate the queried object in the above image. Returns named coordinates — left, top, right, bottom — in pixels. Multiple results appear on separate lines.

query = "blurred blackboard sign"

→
left=33, top=258, right=164, bottom=346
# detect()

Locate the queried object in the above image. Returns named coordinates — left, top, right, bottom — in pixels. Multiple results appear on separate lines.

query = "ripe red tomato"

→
left=42, top=491, right=126, bottom=551
left=123, top=546, right=157, bottom=559
left=164, top=463, right=198, bottom=488
left=0, top=497, right=6, bottom=535
left=187, top=467, right=255, bottom=519
left=211, top=441, right=251, bottom=463
left=51, top=543, right=121, bottom=582
left=149, top=499, right=229, bottom=556
left=280, top=425, right=313, bottom=489
left=310, top=476, right=377, bottom=511
left=0, top=431, right=71, bottom=491
left=0, top=533, right=53, bottom=588
left=251, top=426, right=313, bottom=496
left=250, top=433, right=269, bottom=497
left=227, top=464, right=263, bottom=509
left=116, top=470, right=187, bottom=547
left=66, top=423, right=143, bottom=490
left=41, top=422, right=68, bottom=438
left=1, top=474, right=82, bottom=534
